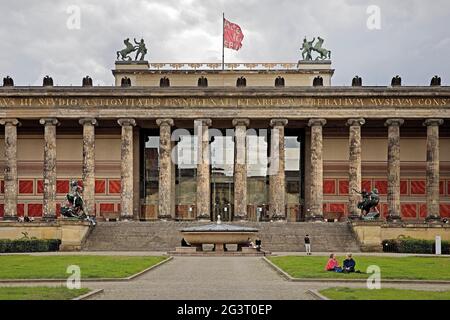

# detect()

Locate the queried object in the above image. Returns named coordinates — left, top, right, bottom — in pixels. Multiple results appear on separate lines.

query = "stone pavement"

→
left=84, top=257, right=450, bottom=300
left=2, top=256, right=450, bottom=300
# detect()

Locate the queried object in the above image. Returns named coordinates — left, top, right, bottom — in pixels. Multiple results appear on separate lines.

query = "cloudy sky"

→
left=0, top=0, right=449, bottom=86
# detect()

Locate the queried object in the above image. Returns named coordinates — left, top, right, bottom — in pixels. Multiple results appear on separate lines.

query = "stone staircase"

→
left=83, top=221, right=360, bottom=252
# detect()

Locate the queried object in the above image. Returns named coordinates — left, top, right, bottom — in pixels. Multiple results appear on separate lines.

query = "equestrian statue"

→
left=60, top=180, right=96, bottom=225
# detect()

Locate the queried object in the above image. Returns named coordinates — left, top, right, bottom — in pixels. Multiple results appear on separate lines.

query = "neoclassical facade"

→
left=0, top=61, right=449, bottom=222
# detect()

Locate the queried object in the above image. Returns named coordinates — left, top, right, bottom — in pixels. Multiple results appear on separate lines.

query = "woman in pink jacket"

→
left=325, top=253, right=342, bottom=272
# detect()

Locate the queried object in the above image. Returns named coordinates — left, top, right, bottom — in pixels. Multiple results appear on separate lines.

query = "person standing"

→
left=304, top=234, right=311, bottom=255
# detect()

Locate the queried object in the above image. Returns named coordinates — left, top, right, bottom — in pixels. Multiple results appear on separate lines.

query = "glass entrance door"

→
left=211, top=180, right=234, bottom=222
left=210, top=135, right=234, bottom=221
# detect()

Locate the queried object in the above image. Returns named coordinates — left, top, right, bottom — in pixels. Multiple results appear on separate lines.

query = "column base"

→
left=271, top=215, right=286, bottom=222
left=197, top=215, right=210, bottom=222
left=425, top=215, right=441, bottom=223
left=386, top=215, right=402, bottom=223
left=306, top=215, right=324, bottom=222
left=233, top=216, right=248, bottom=222
left=43, top=215, right=57, bottom=222
left=348, top=214, right=362, bottom=221
left=120, top=215, right=134, bottom=221
left=158, top=215, right=173, bottom=221
left=2, top=216, right=18, bottom=221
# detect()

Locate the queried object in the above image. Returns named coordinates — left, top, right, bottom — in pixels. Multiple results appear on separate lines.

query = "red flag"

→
left=223, top=18, right=244, bottom=51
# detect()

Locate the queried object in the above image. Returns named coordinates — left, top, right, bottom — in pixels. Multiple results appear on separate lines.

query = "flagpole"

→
left=222, top=12, right=225, bottom=70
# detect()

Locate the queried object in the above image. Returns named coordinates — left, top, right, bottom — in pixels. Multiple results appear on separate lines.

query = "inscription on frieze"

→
left=0, top=97, right=448, bottom=108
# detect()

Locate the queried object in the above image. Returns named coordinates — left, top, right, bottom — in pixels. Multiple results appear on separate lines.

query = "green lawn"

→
left=0, top=286, right=90, bottom=300
left=320, top=287, right=450, bottom=300
left=0, top=255, right=167, bottom=279
left=269, top=256, right=450, bottom=281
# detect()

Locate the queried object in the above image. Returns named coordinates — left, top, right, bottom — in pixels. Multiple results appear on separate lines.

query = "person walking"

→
left=304, top=234, right=312, bottom=255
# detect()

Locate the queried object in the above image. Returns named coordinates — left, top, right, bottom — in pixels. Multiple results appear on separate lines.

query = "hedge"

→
left=382, top=238, right=450, bottom=254
left=0, top=239, right=61, bottom=253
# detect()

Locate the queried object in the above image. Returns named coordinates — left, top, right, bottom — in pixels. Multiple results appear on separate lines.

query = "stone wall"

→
left=352, top=222, right=450, bottom=251
left=0, top=220, right=91, bottom=251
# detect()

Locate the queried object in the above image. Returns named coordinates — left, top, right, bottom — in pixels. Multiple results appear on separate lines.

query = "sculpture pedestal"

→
left=362, top=210, right=380, bottom=221
left=115, top=61, right=149, bottom=71
left=297, top=60, right=332, bottom=70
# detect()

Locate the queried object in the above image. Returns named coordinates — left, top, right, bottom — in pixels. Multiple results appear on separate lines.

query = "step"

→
left=83, top=221, right=360, bottom=252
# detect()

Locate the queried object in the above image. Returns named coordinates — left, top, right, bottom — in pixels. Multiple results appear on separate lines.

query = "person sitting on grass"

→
left=343, top=253, right=356, bottom=273
left=325, top=253, right=342, bottom=272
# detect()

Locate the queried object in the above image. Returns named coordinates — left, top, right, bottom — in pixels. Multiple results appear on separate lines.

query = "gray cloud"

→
left=0, top=0, right=449, bottom=86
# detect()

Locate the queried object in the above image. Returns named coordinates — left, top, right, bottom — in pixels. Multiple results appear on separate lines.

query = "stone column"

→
left=40, top=118, right=59, bottom=220
left=385, top=119, right=404, bottom=222
left=233, top=119, right=250, bottom=221
left=424, top=119, right=444, bottom=222
left=0, top=119, right=20, bottom=220
left=347, top=118, right=365, bottom=219
left=308, top=119, right=327, bottom=220
left=156, top=118, right=174, bottom=220
left=195, top=119, right=212, bottom=221
left=79, top=118, right=97, bottom=217
left=269, top=119, right=288, bottom=221
left=118, top=118, right=136, bottom=220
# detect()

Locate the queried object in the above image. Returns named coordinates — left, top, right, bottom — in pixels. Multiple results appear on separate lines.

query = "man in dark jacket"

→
left=304, top=234, right=311, bottom=255
left=343, top=253, right=356, bottom=273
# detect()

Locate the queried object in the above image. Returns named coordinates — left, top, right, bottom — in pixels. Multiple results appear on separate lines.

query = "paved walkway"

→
left=2, top=256, right=450, bottom=299
left=1, top=251, right=449, bottom=257
left=86, top=257, right=450, bottom=300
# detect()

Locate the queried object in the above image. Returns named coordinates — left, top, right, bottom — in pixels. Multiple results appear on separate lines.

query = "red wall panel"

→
left=56, top=180, right=69, bottom=194
left=440, top=204, right=450, bottom=218
left=411, top=180, right=426, bottom=195
left=401, top=203, right=417, bottom=219
left=361, top=180, right=371, bottom=192
left=338, top=180, right=349, bottom=195
left=19, top=180, right=34, bottom=194
left=95, top=180, right=106, bottom=194
left=100, top=203, right=115, bottom=213
left=28, top=204, right=43, bottom=217
left=329, top=203, right=346, bottom=214
left=17, top=204, right=25, bottom=216
left=419, top=204, right=427, bottom=218
left=37, top=180, right=44, bottom=194
left=323, top=180, right=336, bottom=195
left=108, top=180, right=121, bottom=194
left=374, top=180, right=388, bottom=195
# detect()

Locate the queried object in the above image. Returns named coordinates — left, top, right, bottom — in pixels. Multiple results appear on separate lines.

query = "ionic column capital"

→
left=232, top=118, right=250, bottom=127
left=270, top=118, right=288, bottom=127
left=156, top=118, right=174, bottom=127
left=39, top=118, right=59, bottom=126
left=0, top=118, right=20, bottom=126
left=423, top=119, right=444, bottom=127
left=346, top=118, right=366, bottom=127
left=79, top=118, right=98, bottom=126
left=308, top=118, right=327, bottom=127
left=117, top=118, right=136, bottom=127
left=195, top=118, right=212, bottom=127
left=385, top=119, right=404, bottom=127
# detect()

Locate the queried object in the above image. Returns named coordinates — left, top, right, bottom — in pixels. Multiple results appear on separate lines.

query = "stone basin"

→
left=180, top=220, right=258, bottom=252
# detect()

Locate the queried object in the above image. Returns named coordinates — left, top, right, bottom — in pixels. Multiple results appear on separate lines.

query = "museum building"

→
left=0, top=59, right=449, bottom=223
